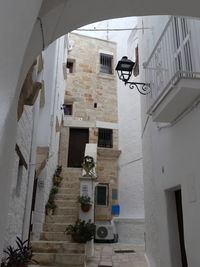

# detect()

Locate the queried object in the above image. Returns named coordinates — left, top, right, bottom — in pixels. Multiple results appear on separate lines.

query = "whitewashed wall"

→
left=4, top=106, right=34, bottom=247
left=32, top=36, right=65, bottom=239
left=3, top=36, right=66, bottom=248
left=138, top=15, right=200, bottom=267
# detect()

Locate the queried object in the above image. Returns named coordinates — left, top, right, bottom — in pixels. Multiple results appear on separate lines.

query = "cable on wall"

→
left=37, top=17, right=45, bottom=50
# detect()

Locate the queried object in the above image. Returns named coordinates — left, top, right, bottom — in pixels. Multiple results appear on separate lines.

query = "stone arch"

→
left=0, top=0, right=200, bottom=256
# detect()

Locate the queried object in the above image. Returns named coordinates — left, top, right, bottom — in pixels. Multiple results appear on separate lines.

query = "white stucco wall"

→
left=32, top=36, right=65, bottom=239
left=4, top=106, right=34, bottom=247
left=138, top=15, right=200, bottom=267
left=2, top=36, right=66, bottom=247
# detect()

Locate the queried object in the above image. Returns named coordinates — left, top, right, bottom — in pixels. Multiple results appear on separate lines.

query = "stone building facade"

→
left=60, top=33, right=120, bottom=222
left=73, top=19, right=145, bottom=244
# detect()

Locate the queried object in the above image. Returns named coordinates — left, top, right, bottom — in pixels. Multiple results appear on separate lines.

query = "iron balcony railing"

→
left=144, top=16, right=200, bottom=112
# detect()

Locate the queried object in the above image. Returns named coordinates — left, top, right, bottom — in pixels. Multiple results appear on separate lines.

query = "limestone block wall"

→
left=61, top=33, right=120, bottom=222
left=65, top=33, right=118, bottom=126
left=95, top=148, right=121, bottom=221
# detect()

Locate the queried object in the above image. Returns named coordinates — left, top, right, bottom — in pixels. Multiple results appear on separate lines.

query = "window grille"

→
left=100, top=53, right=113, bottom=74
left=98, top=128, right=113, bottom=148
left=95, top=184, right=108, bottom=206
left=64, top=104, right=72, bottom=115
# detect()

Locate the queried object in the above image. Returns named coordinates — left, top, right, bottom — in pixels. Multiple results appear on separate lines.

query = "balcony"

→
left=145, top=16, right=200, bottom=122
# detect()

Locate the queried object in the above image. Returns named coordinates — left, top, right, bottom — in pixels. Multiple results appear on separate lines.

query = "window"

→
left=100, top=53, right=113, bottom=74
left=98, top=128, right=113, bottom=148
left=133, top=45, right=139, bottom=77
left=95, top=184, right=108, bottom=206
left=63, top=104, right=72, bottom=115
left=66, top=61, right=74, bottom=73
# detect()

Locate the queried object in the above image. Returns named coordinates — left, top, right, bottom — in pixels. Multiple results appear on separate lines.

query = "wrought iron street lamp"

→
left=115, top=56, right=151, bottom=95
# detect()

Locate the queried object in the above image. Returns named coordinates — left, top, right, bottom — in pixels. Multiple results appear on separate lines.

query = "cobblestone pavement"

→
left=86, top=243, right=148, bottom=267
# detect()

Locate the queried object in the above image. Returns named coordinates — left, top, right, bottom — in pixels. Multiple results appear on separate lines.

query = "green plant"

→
left=65, top=219, right=96, bottom=243
left=55, top=165, right=62, bottom=176
left=77, top=195, right=92, bottom=205
left=53, top=175, right=63, bottom=186
left=50, top=185, right=58, bottom=195
left=2, top=237, right=37, bottom=266
left=45, top=165, right=62, bottom=215
left=45, top=199, right=57, bottom=215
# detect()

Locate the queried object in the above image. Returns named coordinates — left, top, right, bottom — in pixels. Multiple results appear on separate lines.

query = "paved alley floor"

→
left=86, top=243, right=148, bottom=267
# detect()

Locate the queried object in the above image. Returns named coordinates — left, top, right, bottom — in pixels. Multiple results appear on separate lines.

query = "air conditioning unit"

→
left=95, top=221, right=118, bottom=242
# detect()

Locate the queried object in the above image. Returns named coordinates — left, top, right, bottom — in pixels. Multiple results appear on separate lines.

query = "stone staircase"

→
left=31, top=168, right=85, bottom=267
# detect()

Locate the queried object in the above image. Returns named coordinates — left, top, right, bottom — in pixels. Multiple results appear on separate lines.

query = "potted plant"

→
left=55, top=165, right=62, bottom=176
left=53, top=165, right=63, bottom=186
left=1, top=237, right=37, bottom=267
left=77, top=195, right=92, bottom=212
left=45, top=166, right=62, bottom=215
left=50, top=185, right=58, bottom=195
left=53, top=175, right=63, bottom=186
left=45, top=198, right=57, bottom=215
left=65, top=219, right=96, bottom=243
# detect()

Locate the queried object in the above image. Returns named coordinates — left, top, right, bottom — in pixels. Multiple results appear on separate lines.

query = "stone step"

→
left=62, top=169, right=82, bottom=174
left=43, top=223, right=69, bottom=232
left=54, top=200, right=78, bottom=208
left=29, top=265, right=84, bottom=267
left=45, top=215, right=77, bottom=223
left=58, top=187, right=79, bottom=195
left=31, top=241, right=85, bottom=254
left=54, top=194, right=79, bottom=201
left=40, top=232, right=71, bottom=241
left=61, top=177, right=81, bottom=183
left=60, top=181, right=80, bottom=189
left=54, top=207, right=78, bottom=216
left=33, top=252, right=85, bottom=266
left=61, top=169, right=82, bottom=177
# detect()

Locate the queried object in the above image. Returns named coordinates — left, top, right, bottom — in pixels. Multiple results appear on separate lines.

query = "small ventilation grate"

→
left=114, top=249, right=135, bottom=253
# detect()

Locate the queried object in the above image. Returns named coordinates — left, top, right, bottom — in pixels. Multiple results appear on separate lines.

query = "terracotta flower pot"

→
left=81, top=204, right=91, bottom=212
left=72, top=232, right=81, bottom=242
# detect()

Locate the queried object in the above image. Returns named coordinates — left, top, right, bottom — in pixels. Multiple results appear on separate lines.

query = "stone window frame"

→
left=66, top=58, right=75, bottom=73
left=98, top=50, right=114, bottom=76
left=95, top=183, right=109, bottom=206
left=63, top=103, right=73, bottom=115
left=98, top=128, right=113, bottom=148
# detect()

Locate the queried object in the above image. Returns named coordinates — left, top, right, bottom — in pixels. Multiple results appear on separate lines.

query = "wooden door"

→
left=68, top=128, right=89, bottom=167
left=175, top=189, right=188, bottom=267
